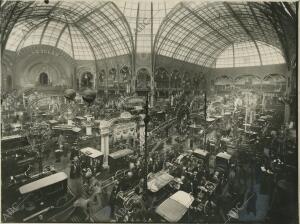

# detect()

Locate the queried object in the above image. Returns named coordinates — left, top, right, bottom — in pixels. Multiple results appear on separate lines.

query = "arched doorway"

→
left=120, top=66, right=130, bottom=93
left=6, top=75, right=12, bottom=90
left=155, top=67, right=169, bottom=89
left=136, top=68, right=150, bottom=90
left=170, top=70, right=181, bottom=89
left=39, top=72, right=49, bottom=86
left=81, top=72, right=93, bottom=88
left=136, top=68, right=151, bottom=96
left=155, top=67, right=169, bottom=98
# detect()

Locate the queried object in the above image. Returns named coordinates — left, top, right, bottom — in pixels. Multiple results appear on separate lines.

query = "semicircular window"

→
left=215, top=41, right=285, bottom=68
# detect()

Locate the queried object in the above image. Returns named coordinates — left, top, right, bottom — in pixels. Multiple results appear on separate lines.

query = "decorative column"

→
left=284, top=70, right=293, bottom=124
left=262, top=93, right=265, bottom=113
left=186, top=137, right=191, bottom=149
left=170, top=94, right=174, bottom=107
left=67, top=109, right=73, bottom=126
left=100, top=120, right=110, bottom=169
left=139, top=115, right=145, bottom=153
left=143, top=92, right=150, bottom=192
left=150, top=76, right=154, bottom=108
left=86, top=116, right=92, bottom=135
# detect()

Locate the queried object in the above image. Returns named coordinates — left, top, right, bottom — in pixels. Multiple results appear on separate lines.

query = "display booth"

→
left=108, top=149, right=133, bottom=172
left=79, top=147, right=103, bottom=173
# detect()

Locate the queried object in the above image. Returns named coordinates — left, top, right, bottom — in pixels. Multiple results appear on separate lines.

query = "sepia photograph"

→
left=0, top=0, right=298, bottom=223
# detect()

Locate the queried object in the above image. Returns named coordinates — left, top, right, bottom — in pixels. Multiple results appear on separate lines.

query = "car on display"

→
left=155, top=191, right=194, bottom=222
left=2, top=172, right=75, bottom=223
left=213, top=152, right=232, bottom=183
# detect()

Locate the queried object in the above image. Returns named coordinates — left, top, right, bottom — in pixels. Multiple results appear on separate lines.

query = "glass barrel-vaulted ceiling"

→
left=114, top=0, right=180, bottom=53
left=2, top=0, right=134, bottom=60
left=154, top=1, right=291, bottom=67
left=1, top=1, right=296, bottom=67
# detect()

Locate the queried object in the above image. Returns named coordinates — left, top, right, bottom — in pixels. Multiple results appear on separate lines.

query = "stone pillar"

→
left=284, top=70, right=293, bottom=124
left=262, top=93, right=265, bottom=113
left=186, top=137, right=191, bottom=149
left=139, top=116, right=145, bottom=153
left=86, top=116, right=92, bottom=135
left=67, top=108, right=73, bottom=126
left=100, top=120, right=110, bottom=169
left=150, top=73, right=154, bottom=108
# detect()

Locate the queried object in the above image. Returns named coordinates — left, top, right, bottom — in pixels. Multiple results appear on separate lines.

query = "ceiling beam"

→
left=159, top=38, right=220, bottom=60
left=72, top=23, right=100, bottom=66
left=156, top=15, right=221, bottom=56
left=111, top=1, right=135, bottom=54
left=171, top=17, right=228, bottom=59
left=77, top=19, right=117, bottom=58
left=55, top=24, right=67, bottom=47
left=39, top=19, right=51, bottom=44
left=15, top=19, right=49, bottom=53
left=66, top=24, right=75, bottom=58
left=46, top=1, right=61, bottom=17
left=269, top=3, right=292, bottom=67
left=254, top=4, right=289, bottom=66
left=153, top=3, right=180, bottom=54
left=182, top=2, right=232, bottom=44
left=224, top=2, right=263, bottom=65
left=74, top=2, right=109, bottom=24
left=1, top=2, right=20, bottom=39
left=248, top=3, right=268, bottom=44
left=92, top=6, right=132, bottom=55
left=194, top=40, right=229, bottom=66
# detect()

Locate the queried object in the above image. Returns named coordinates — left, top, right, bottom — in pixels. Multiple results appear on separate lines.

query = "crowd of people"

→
left=1, top=87, right=297, bottom=223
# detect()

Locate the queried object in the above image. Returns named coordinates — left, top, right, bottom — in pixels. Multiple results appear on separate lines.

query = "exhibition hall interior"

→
left=0, top=0, right=298, bottom=223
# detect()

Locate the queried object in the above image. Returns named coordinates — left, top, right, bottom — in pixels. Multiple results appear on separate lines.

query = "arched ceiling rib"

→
left=2, top=1, right=134, bottom=60
left=154, top=1, right=291, bottom=67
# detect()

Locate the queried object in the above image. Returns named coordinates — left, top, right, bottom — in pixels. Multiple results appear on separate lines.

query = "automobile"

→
left=213, top=152, right=232, bottom=182
left=155, top=190, right=194, bottom=222
left=79, top=147, right=103, bottom=174
left=147, top=171, right=174, bottom=193
left=192, top=149, right=209, bottom=169
left=3, top=172, right=74, bottom=223
left=108, top=149, right=134, bottom=173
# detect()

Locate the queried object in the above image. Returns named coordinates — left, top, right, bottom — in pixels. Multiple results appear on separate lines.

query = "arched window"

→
left=263, top=74, right=286, bottom=92
left=136, top=68, right=150, bottom=90
left=39, top=72, right=49, bottom=86
left=171, top=70, right=181, bottom=88
left=183, top=72, right=191, bottom=89
left=98, top=70, right=105, bottom=83
left=215, top=41, right=285, bottom=68
left=120, top=66, right=130, bottom=82
left=155, top=67, right=169, bottom=88
left=109, top=68, right=117, bottom=82
left=6, top=75, right=12, bottom=90
left=81, top=72, right=93, bottom=88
